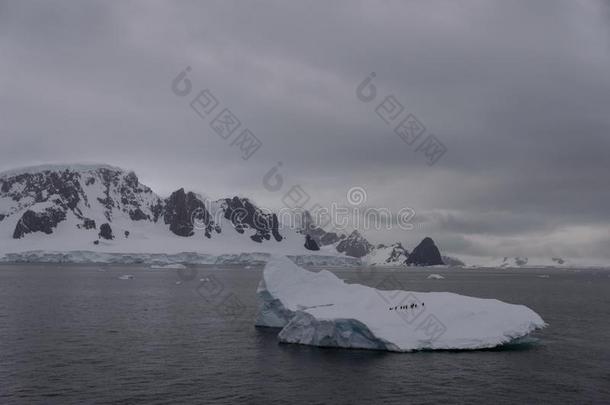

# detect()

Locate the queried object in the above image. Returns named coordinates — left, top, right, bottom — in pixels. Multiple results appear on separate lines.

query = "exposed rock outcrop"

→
left=222, top=196, right=282, bottom=243
left=406, top=237, right=444, bottom=266
left=336, top=230, right=374, bottom=258
left=299, top=211, right=341, bottom=246
left=80, top=218, right=96, bottom=230
left=99, top=223, right=114, bottom=240
left=383, top=242, right=409, bottom=264
left=304, top=234, right=320, bottom=251
left=13, top=207, right=67, bottom=239
left=163, top=188, right=214, bottom=237
left=0, top=165, right=162, bottom=232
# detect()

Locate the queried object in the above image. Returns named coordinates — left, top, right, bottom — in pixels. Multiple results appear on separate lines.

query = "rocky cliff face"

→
left=13, top=207, right=67, bottom=239
left=221, top=197, right=282, bottom=243
left=336, top=230, right=374, bottom=258
left=164, top=188, right=215, bottom=237
left=406, top=237, right=444, bottom=266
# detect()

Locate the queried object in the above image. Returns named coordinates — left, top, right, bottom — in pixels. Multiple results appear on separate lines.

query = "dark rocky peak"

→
left=164, top=188, right=214, bottom=237
left=406, top=237, right=444, bottom=266
left=304, top=234, right=320, bottom=251
left=336, top=230, right=374, bottom=258
left=222, top=196, right=282, bottom=243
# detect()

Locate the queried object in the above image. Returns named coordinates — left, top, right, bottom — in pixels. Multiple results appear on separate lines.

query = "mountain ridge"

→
left=0, top=163, right=448, bottom=266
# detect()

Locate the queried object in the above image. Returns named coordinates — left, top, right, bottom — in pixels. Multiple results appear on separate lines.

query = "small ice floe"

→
left=200, top=277, right=211, bottom=282
left=427, top=274, right=445, bottom=280
left=118, top=274, right=135, bottom=280
left=537, top=274, right=550, bottom=279
left=175, top=281, right=182, bottom=285
left=245, top=265, right=252, bottom=269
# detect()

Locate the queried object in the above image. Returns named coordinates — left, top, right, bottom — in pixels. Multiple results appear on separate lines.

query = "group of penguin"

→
left=389, top=302, right=423, bottom=311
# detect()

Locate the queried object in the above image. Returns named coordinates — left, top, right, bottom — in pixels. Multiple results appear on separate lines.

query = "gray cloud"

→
left=1, top=0, right=609, bottom=261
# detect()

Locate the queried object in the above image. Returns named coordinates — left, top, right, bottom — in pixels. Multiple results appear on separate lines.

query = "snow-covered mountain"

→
left=478, top=256, right=572, bottom=268
left=0, top=164, right=528, bottom=268
left=336, top=230, right=374, bottom=258
left=0, top=163, right=458, bottom=266
left=0, top=164, right=338, bottom=261
left=364, top=242, right=409, bottom=266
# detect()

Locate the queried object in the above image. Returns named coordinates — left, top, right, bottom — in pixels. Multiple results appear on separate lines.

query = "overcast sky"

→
left=1, top=0, right=609, bottom=261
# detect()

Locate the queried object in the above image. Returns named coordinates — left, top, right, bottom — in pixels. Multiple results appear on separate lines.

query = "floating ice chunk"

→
left=427, top=274, right=445, bottom=280
left=118, top=274, right=134, bottom=280
left=256, top=256, right=546, bottom=352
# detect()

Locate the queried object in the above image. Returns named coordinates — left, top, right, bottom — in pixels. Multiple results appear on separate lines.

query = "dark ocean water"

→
left=0, top=264, right=609, bottom=404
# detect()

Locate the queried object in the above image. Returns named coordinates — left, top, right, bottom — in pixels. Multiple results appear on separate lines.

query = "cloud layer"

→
left=1, top=0, right=609, bottom=260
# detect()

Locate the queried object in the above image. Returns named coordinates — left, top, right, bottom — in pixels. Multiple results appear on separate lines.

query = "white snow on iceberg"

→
left=256, top=256, right=546, bottom=352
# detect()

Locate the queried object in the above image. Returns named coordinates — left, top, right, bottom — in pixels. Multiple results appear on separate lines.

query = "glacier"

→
left=256, top=256, right=546, bottom=352
left=0, top=250, right=361, bottom=267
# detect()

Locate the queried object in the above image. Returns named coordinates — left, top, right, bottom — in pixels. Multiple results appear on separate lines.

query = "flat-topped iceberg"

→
left=256, top=256, right=546, bottom=352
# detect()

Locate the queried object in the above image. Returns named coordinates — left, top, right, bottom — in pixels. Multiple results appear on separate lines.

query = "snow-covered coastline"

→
left=1, top=164, right=607, bottom=269
left=0, top=250, right=362, bottom=267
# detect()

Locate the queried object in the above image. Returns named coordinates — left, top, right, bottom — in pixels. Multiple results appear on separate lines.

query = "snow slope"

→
left=256, top=256, right=546, bottom=352
left=364, top=243, right=409, bottom=266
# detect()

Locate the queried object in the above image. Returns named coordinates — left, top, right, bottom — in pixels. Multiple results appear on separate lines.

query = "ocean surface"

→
left=0, top=264, right=609, bottom=404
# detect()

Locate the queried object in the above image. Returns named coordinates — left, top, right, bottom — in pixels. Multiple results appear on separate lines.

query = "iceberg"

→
left=427, top=273, right=445, bottom=280
left=256, top=256, right=546, bottom=352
